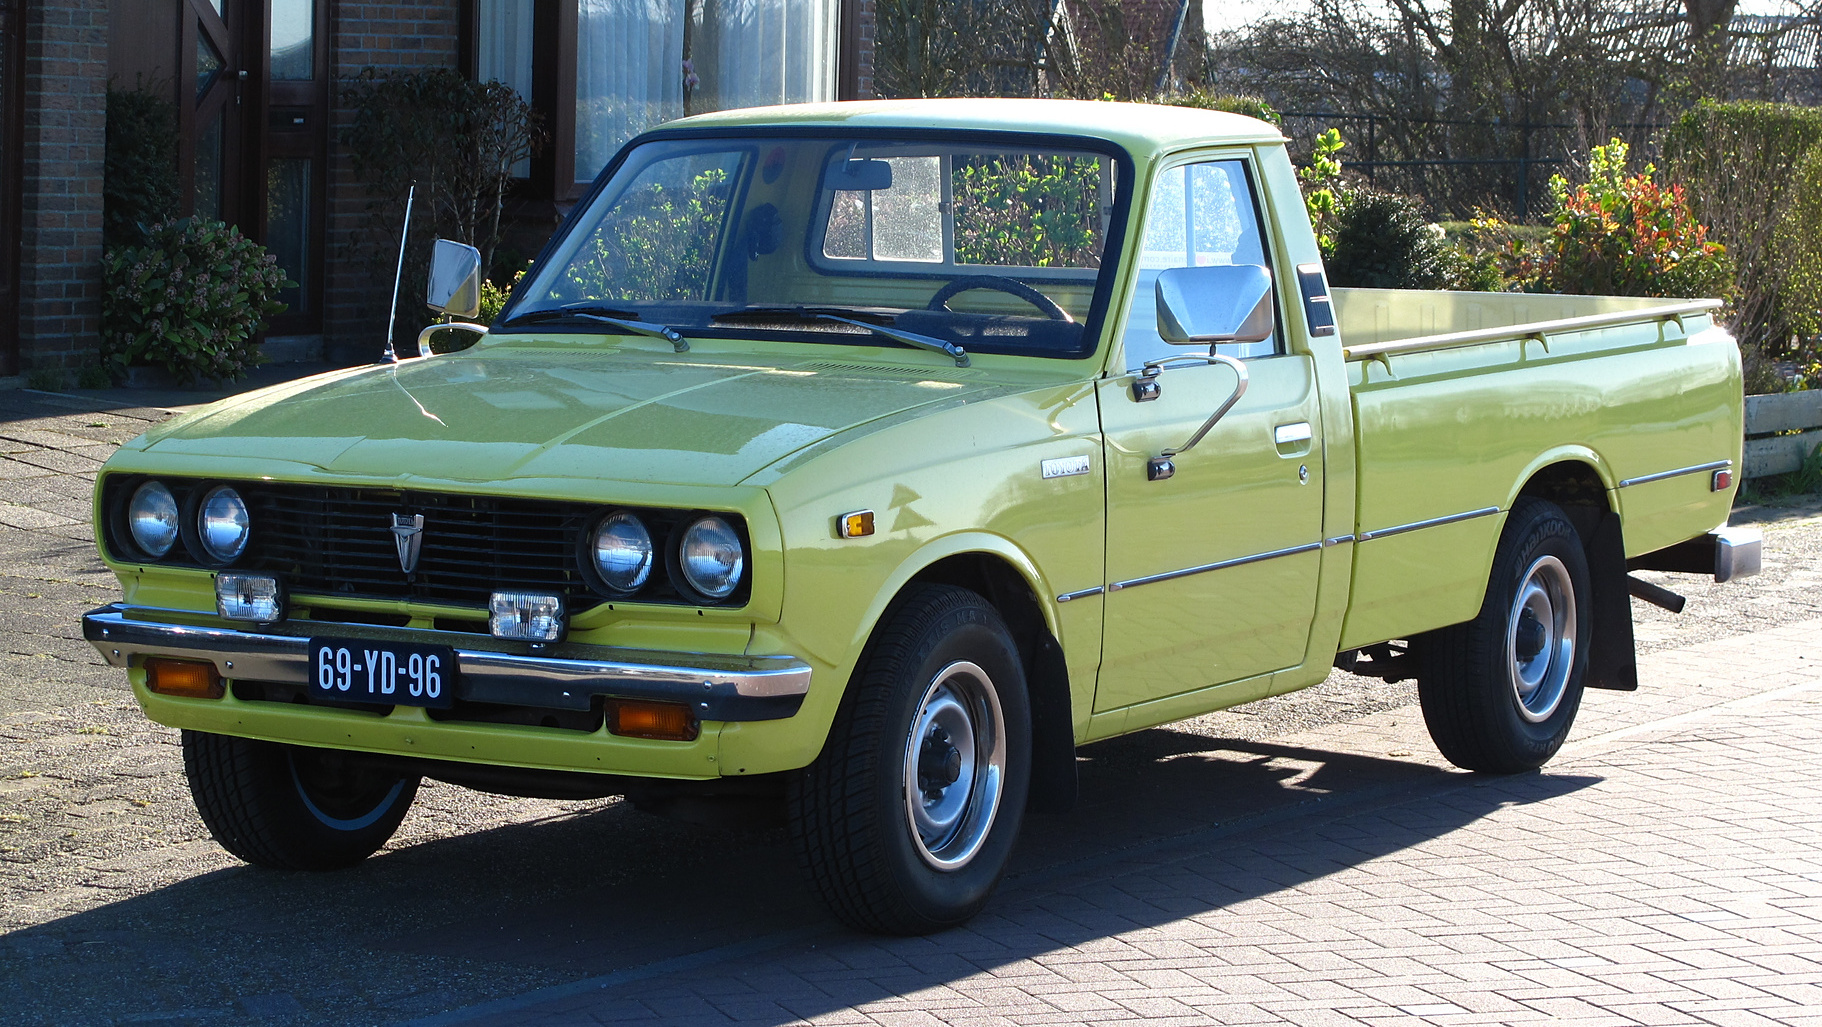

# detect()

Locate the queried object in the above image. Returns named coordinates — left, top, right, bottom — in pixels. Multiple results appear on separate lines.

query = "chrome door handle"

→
left=1274, top=422, right=1312, bottom=445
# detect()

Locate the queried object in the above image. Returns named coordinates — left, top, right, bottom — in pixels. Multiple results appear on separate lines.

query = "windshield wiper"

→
left=502, top=304, right=689, bottom=352
left=710, top=306, right=967, bottom=367
left=817, top=315, right=969, bottom=367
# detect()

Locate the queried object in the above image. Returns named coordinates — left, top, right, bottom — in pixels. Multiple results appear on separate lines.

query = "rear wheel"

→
left=788, top=584, right=1031, bottom=935
left=183, top=730, right=419, bottom=870
left=1418, top=498, right=1592, bottom=773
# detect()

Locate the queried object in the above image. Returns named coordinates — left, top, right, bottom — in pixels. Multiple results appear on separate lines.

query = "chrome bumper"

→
left=83, top=604, right=810, bottom=721
left=1629, top=526, right=1763, bottom=584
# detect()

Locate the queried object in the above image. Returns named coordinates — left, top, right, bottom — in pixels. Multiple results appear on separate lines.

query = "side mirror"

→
left=426, top=239, right=483, bottom=319
left=1155, top=264, right=1274, bottom=345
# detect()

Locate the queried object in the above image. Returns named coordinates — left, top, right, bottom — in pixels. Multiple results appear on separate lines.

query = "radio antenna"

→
left=382, top=183, right=416, bottom=364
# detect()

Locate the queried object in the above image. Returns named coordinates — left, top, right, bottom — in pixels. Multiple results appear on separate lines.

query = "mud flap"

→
left=1585, top=511, right=1639, bottom=691
left=1025, top=635, right=1079, bottom=813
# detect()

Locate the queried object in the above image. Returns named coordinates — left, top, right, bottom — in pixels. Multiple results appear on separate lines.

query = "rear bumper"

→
left=83, top=603, right=810, bottom=721
left=1629, top=525, right=1763, bottom=584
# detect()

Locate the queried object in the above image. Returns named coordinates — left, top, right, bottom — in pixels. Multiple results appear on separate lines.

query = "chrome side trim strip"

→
left=1617, top=459, right=1732, bottom=489
left=1323, top=534, right=1355, bottom=546
left=1107, top=541, right=1323, bottom=592
left=1055, top=586, right=1105, bottom=603
left=1357, top=506, right=1500, bottom=542
left=82, top=604, right=810, bottom=721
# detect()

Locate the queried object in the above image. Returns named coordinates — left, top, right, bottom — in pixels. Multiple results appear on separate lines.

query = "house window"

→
left=472, top=0, right=840, bottom=197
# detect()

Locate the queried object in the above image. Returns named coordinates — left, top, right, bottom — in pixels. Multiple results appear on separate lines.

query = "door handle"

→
left=1274, top=422, right=1312, bottom=445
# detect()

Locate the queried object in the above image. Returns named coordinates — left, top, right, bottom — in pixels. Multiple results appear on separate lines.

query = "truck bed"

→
left=1330, top=288, right=1741, bottom=651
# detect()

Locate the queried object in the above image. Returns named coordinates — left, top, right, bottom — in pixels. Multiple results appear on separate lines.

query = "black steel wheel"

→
left=788, top=584, right=1031, bottom=935
left=1418, top=497, right=1593, bottom=773
left=183, top=730, right=419, bottom=870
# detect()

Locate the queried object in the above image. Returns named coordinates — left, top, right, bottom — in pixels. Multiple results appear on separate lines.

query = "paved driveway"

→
left=2, top=385, right=1820, bottom=1027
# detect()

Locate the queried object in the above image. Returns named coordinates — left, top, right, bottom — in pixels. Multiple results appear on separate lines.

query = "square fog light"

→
left=490, top=591, right=565, bottom=642
left=216, top=573, right=284, bottom=623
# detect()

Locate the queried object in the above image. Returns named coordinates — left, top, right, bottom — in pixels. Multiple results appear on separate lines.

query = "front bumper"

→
left=83, top=603, right=811, bottom=721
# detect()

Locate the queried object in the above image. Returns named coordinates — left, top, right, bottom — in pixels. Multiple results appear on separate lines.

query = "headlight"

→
left=197, top=485, right=250, bottom=563
left=126, top=480, right=179, bottom=558
left=678, top=515, right=745, bottom=600
left=591, top=512, right=654, bottom=593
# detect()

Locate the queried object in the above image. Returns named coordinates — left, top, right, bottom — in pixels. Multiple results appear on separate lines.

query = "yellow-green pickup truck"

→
left=84, top=99, right=1758, bottom=935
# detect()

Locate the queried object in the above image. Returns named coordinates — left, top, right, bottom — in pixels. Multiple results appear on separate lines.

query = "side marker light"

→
left=1712, top=469, right=1734, bottom=492
left=838, top=510, right=875, bottom=538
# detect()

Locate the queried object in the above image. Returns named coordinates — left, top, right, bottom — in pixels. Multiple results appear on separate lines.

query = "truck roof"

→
left=658, top=98, right=1287, bottom=159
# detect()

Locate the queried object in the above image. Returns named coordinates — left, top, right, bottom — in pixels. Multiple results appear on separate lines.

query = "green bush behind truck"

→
left=84, top=99, right=1758, bottom=934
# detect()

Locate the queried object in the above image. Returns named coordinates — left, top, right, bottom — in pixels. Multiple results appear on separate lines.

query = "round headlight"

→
left=197, top=485, right=250, bottom=563
left=126, top=480, right=179, bottom=558
left=592, top=512, right=654, bottom=593
left=678, top=515, right=745, bottom=600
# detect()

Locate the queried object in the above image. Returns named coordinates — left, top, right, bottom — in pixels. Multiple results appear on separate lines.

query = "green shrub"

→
left=104, top=86, right=180, bottom=247
left=1772, top=144, right=1822, bottom=344
left=101, top=218, right=292, bottom=383
left=1518, top=140, right=1733, bottom=300
left=1663, top=100, right=1822, bottom=355
left=1161, top=91, right=1281, bottom=125
left=1325, top=188, right=1453, bottom=290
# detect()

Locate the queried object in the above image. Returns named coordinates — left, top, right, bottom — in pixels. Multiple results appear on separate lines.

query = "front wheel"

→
left=183, top=730, right=420, bottom=870
left=1418, top=498, right=1592, bottom=773
left=788, top=585, right=1031, bottom=935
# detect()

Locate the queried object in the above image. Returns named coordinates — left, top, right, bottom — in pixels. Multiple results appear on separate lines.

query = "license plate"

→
left=309, top=637, right=457, bottom=709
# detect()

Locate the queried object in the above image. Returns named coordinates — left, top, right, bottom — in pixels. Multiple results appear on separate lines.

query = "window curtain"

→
left=700, top=0, right=838, bottom=119
left=478, top=0, right=535, bottom=176
left=577, top=0, right=689, bottom=182
left=575, top=0, right=839, bottom=183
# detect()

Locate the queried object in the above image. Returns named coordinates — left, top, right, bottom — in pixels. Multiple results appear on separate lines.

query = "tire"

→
left=182, top=730, right=420, bottom=870
left=788, top=584, right=1032, bottom=935
left=1418, top=497, right=1592, bottom=773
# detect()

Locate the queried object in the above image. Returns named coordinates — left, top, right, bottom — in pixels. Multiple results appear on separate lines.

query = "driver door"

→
left=1093, top=157, right=1327, bottom=716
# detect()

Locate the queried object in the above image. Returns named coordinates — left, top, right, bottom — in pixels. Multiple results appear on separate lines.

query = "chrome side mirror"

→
left=1155, top=264, right=1274, bottom=345
left=426, top=239, right=483, bottom=319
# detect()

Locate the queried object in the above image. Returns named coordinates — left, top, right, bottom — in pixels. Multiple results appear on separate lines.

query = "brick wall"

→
left=322, top=0, right=462, bottom=363
left=16, top=0, right=106, bottom=374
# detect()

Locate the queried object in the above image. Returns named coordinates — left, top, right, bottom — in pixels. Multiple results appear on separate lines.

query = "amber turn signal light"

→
left=606, top=699, right=699, bottom=741
left=144, top=658, right=225, bottom=699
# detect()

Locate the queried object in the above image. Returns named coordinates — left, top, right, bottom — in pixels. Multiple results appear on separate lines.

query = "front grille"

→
left=101, top=477, right=750, bottom=612
left=248, top=485, right=595, bottom=610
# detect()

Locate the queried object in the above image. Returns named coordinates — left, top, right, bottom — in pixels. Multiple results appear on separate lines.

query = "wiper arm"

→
left=502, top=304, right=689, bottom=352
left=814, top=314, right=970, bottom=368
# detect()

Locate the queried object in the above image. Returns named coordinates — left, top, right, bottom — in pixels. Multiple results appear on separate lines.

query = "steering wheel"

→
left=926, top=275, right=1073, bottom=322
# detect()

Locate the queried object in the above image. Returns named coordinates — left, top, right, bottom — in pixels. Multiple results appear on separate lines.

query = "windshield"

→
left=502, top=133, right=1130, bottom=359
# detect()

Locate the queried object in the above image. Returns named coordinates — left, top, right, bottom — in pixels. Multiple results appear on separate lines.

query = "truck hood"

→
left=140, top=350, right=997, bottom=487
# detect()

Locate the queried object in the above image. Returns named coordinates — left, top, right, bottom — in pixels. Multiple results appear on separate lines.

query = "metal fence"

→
left=1278, top=111, right=1667, bottom=221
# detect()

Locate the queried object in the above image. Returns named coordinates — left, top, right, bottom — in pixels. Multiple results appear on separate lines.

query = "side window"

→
left=1121, top=159, right=1279, bottom=367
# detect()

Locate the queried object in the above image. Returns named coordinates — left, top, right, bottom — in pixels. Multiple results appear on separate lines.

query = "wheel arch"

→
left=862, top=539, right=1078, bottom=814
left=1511, top=456, right=1636, bottom=693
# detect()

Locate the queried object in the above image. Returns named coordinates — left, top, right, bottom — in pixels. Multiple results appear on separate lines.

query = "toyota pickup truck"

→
left=84, top=98, right=1758, bottom=935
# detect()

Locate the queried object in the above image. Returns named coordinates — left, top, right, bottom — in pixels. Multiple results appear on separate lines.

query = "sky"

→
left=1203, top=0, right=1809, bottom=36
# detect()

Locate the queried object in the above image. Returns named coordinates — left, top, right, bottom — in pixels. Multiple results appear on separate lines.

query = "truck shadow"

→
left=3, top=729, right=1597, bottom=1025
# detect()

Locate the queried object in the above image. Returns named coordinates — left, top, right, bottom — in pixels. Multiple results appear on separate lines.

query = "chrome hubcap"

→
left=1507, top=555, right=1576, bottom=723
left=902, top=661, right=1006, bottom=870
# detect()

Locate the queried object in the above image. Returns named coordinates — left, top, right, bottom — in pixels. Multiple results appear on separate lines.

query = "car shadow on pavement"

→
left=2, top=730, right=1599, bottom=1026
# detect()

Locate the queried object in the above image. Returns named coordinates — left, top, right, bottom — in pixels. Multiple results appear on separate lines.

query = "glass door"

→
left=0, top=0, right=22, bottom=375
left=181, top=0, right=245, bottom=224
left=261, top=0, right=327, bottom=331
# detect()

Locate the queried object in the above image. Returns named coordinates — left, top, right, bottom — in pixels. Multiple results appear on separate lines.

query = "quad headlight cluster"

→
left=107, top=476, right=751, bottom=610
left=586, top=509, right=747, bottom=604
left=122, top=479, right=252, bottom=566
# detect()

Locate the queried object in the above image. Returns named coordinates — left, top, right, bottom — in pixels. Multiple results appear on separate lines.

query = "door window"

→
left=1122, top=159, right=1278, bottom=367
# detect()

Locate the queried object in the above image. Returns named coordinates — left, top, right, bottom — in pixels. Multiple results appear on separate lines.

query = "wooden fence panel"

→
left=1744, top=392, right=1822, bottom=478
